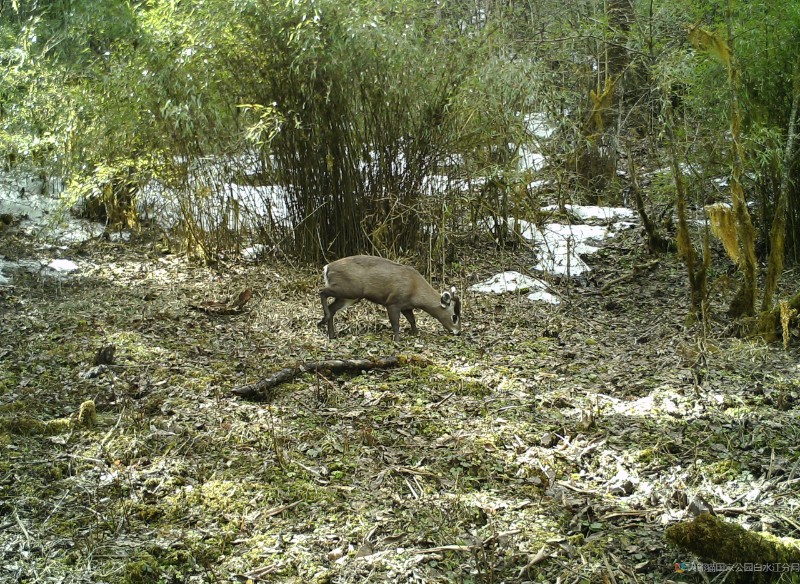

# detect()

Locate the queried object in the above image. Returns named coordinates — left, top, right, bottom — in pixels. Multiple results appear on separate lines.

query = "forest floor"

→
left=1, top=222, right=799, bottom=583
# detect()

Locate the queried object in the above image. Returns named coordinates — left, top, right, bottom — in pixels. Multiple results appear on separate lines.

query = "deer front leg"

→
left=387, top=305, right=402, bottom=342
left=402, top=309, right=418, bottom=335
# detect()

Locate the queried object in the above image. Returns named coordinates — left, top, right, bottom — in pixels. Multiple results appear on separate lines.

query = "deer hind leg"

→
left=319, top=290, right=333, bottom=325
left=319, top=291, right=357, bottom=339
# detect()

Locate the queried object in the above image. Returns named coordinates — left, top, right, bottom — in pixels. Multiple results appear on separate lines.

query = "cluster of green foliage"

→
left=1, top=0, right=534, bottom=262
left=1, top=0, right=799, bottom=267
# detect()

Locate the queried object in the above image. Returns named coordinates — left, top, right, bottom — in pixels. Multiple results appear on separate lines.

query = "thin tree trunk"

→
left=666, top=109, right=706, bottom=314
left=627, top=146, right=675, bottom=253
left=726, top=0, right=758, bottom=318
left=607, top=0, right=634, bottom=80
left=761, top=56, right=800, bottom=311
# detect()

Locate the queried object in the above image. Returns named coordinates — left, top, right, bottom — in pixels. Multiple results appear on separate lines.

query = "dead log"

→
left=231, top=355, right=428, bottom=401
left=666, top=513, right=800, bottom=583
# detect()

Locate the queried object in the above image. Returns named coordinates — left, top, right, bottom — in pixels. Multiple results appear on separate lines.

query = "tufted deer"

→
left=318, top=255, right=461, bottom=341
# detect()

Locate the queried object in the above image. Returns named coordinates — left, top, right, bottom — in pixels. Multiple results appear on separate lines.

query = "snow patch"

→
left=480, top=216, right=619, bottom=279
left=527, top=288, right=561, bottom=305
left=1, top=170, right=107, bottom=243
left=541, top=204, right=636, bottom=222
left=469, top=271, right=542, bottom=294
left=242, top=244, right=270, bottom=260
left=47, top=259, right=79, bottom=272
left=472, top=204, right=638, bottom=303
left=527, top=179, right=550, bottom=190
left=0, top=257, right=85, bottom=284
left=523, top=113, right=556, bottom=140
left=531, top=222, right=612, bottom=278
left=469, top=271, right=560, bottom=306
left=518, top=146, right=546, bottom=172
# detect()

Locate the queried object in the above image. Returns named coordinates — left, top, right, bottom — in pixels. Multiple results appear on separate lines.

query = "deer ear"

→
left=440, top=291, right=452, bottom=308
left=450, top=286, right=458, bottom=297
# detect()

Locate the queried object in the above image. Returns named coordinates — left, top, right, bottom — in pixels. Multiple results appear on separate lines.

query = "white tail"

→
left=318, top=255, right=461, bottom=341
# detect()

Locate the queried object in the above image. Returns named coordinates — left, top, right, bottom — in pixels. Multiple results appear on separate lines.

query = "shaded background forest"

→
left=2, top=0, right=799, bottom=284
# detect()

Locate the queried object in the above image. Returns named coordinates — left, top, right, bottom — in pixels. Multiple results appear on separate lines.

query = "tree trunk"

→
left=607, top=0, right=634, bottom=79
left=627, top=145, right=675, bottom=253
left=726, top=0, right=758, bottom=318
left=761, top=56, right=800, bottom=311
left=757, top=290, right=800, bottom=342
left=576, top=0, right=634, bottom=202
left=666, top=109, right=707, bottom=315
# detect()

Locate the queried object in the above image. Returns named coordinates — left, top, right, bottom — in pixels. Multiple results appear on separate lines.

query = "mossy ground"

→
left=1, top=230, right=799, bottom=583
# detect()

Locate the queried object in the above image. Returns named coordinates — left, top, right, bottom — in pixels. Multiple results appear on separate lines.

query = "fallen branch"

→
left=413, top=544, right=475, bottom=554
left=234, top=563, right=283, bottom=582
left=231, top=355, right=428, bottom=401
left=518, top=545, right=551, bottom=579
left=261, top=500, right=301, bottom=520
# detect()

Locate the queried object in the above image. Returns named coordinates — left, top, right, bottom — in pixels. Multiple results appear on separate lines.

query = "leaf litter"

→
left=0, top=223, right=799, bottom=583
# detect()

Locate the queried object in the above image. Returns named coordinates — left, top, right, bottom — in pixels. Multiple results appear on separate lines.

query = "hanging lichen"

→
left=688, top=11, right=757, bottom=318
left=77, top=400, right=97, bottom=428
left=669, top=134, right=707, bottom=315
left=688, top=26, right=731, bottom=69
left=705, top=203, right=740, bottom=264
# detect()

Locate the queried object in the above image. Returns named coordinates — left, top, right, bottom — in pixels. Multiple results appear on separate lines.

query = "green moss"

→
left=45, top=418, right=74, bottom=433
left=405, top=365, right=491, bottom=398
left=1, top=401, right=97, bottom=435
left=108, top=331, right=177, bottom=363
left=181, top=480, right=250, bottom=516
left=130, top=502, right=163, bottom=522
left=2, top=416, right=48, bottom=435
left=122, top=553, right=160, bottom=584
left=165, top=478, right=331, bottom=527
left=241, top=534, right=285, bottom=563
left=707, top=459, right=741, bottom=483
left=568, top=533, right=586, bottom=546
left=637, top=448, right=656, bottom=463
left=156, top=536, right=229, bottom=574
left=0, top=401, right=28, bottom=415
left=42, top=462, right=68, bottom=481
left=77, top=400, right=96, bottom=427
left=724, top=406, right=755, bottom=417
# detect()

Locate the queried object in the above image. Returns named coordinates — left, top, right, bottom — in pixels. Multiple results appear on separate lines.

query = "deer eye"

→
left=452, top=315, right=459, bottom=324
